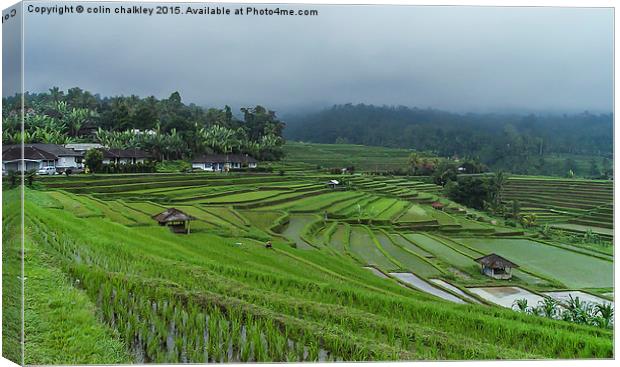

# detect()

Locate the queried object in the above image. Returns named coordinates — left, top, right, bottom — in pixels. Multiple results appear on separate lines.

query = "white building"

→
left=2, top=144, right=83, bottom=173
left=100, top=148, right=153, bottom=165
left=191, top=154, right=258, bottom=172
left=64, top=143, right=104, bottom=152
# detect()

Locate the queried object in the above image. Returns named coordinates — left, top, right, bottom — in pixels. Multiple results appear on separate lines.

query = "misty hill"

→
left=285, top=104, right=612, bottom=173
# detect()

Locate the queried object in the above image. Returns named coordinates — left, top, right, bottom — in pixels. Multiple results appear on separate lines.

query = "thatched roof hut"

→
left=474, top=253, right=519, bottom=280
left=152, top=208, right=196, bottom=234
left=431, top=201, right=445, bottom=210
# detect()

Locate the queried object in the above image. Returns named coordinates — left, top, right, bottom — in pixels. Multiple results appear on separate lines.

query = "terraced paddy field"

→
left=502, top=176, right=613, bottom=238
left=389, top=273, right=465, bottom=304
left=455, top=238, right=613, bottom=288
left=5, top=172, right=614, bottom=363
left=282, top=142, right=414, bottom=171
left=279, top=214, right=319, bottom=249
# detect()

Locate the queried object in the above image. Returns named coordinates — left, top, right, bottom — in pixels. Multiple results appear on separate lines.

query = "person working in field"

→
left=265, top=240, right=273, bottom=249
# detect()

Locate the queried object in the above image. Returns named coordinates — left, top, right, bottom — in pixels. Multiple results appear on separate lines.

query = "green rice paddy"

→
left=3, top=170, right=614, bottom=364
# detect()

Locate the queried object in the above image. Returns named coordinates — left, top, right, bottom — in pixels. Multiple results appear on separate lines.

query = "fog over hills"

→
left=10, top=6, right=612, bottom=114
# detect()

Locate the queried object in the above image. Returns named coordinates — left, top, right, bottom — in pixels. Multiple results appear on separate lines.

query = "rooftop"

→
left=474, top=253, right=519, bottom=269
left=101, top=148, right=153, bottom=159
left=192, top=154, right=258, bottom=163
left=152, top=208, right=196, bottom=223
left=2, top=144, right=81, bottom=161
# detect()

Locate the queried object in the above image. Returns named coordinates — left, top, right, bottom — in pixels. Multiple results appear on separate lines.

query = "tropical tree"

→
left=48, top=86, right=64, bottom=104
left=7, top=170, right=19, bottom=187
left=84, top=149, right=104, bottom=173
left=432, top=161, right=458, bottom=186
left=564, top=295, right=592, bottom=325
left=593, top=303, right=613, bottom=329
left=513, top=298, right=529, bottom=313
left=408, top=152, right=421, bottom=175
left=65, top=107, right=92, bottom=137
left=198, top=125, right=239, bottom=154
left=25, top=169, right=37, bottom=187
left=537, top=298, right=559, bottom=319
left=520, top=213, right=537, bottom=228
left=489, top=171, right=508, bottom=207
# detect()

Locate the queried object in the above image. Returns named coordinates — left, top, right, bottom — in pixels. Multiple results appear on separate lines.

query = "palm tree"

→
left=49, top=87, right=64, bottom=104
left=408, top=152, right=421, bottom=175
left=491, top=171, right=508, bottom=207
left=65, top=108, right=90, bottom=137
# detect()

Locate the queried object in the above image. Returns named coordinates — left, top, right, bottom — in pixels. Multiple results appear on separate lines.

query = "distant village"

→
left=1, top=143, right=258, bottom=175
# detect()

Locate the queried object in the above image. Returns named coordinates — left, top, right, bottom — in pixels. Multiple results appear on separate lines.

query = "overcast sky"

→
left=9, top=3, right=614, bottom=113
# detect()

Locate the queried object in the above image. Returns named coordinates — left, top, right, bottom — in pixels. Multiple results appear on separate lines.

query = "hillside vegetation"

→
left=285, top=104, right=612, bottom=176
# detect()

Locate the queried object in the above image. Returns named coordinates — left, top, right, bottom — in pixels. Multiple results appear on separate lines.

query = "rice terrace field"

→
left=2, top=153, right=614, bottom=364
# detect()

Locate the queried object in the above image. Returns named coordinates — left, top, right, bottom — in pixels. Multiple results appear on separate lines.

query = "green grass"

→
left=106, top=200, right=154, bottom=225
left=404, top=234, right=477, bottom=271
left=195, top=190, right=289, bottom=204
left=121, top=201, right=165, bottom=216
left=374, top=233, right=441, bottom=277
left=3, top=188, right=23, bottom=365
left=262, top=191, right=361, bottom=212
left=238, top=210, right=284, bottom=231
left=397, top=204, right=434, bottom=222
left=23, top=226, right=131, bottom=364
left=46, top=191, right=102, bottom=218
left=282, top=141, right=416, bottom=171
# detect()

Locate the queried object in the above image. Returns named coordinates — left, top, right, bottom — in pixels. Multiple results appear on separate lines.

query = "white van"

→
left=37, top=166, right=57, bottom=175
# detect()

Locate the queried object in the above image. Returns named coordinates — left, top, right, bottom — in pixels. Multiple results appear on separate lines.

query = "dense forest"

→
left=2, top=88, right=285, bottom=160
left=285, top=104, right=613, bottom=175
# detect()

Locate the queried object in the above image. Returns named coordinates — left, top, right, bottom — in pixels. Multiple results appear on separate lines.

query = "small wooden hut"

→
left=325, top=179, right=341, bottom=189
left=474, top=253, right=519, bottom=280
left=431, top=201, right=445, bottom=210
left=152, top=208, right=196, bottom=234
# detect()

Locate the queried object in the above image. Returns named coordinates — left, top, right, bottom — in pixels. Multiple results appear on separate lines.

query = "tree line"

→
left=2, top=87, right=286, bottom=160
left=285, top=104, right=613, bottom=176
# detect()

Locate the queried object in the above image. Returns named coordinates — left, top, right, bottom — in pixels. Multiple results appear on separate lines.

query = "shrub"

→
left=84, top=149, right=104, bottom=173
left=156, top=160, right=192, bottom=173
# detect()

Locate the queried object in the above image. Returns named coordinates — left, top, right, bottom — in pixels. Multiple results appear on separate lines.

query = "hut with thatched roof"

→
left=474, top=253, right=519, bottom=280
left=152, top=208, right=196, bottom=234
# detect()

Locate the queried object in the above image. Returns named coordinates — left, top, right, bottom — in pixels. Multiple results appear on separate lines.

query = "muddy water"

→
left=468, top=286, right=544, bottom=308
left=429, top=279, right=481, bottom=304
left=389, top=272, right=466, bottom=304
left=280, top=214, right=317, bottom=249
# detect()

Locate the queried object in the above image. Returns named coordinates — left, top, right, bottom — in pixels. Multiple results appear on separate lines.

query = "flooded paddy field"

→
left=429, top=279, right=481, bottom=304
left=467, top=286, right=544, bottom=309
left=543, top=291, right=613, bottom=307
left=390, top=272, right=466, bottom=304
left=279, top=214, right=318, bottom=249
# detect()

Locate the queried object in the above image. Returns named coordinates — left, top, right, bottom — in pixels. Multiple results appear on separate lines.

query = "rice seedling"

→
left=14, top=180, right=614, bottom=364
